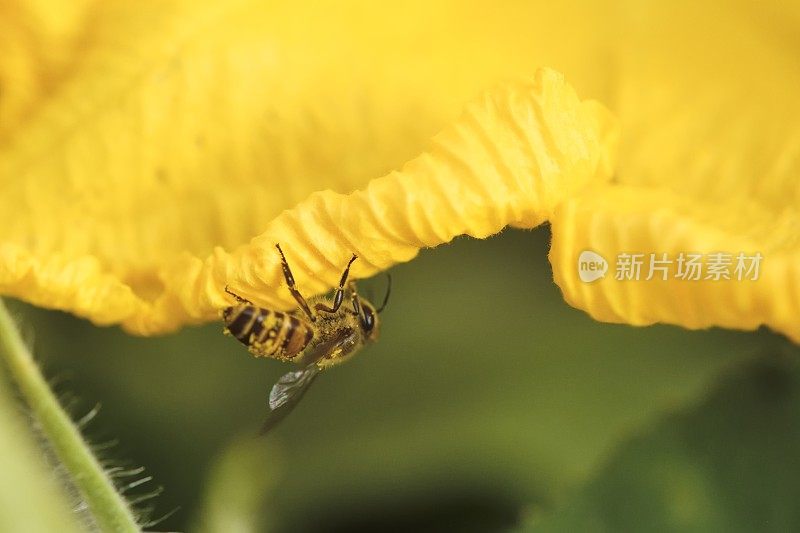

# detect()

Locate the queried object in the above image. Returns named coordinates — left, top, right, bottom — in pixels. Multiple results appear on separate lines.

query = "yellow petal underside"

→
left=550, top=186, right=800, bottom=342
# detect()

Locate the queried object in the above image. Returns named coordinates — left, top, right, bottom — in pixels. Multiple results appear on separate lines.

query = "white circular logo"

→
left=577, top=250, right=608, bottom=283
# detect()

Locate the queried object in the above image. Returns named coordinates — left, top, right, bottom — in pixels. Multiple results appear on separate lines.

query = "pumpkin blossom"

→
left=0, top=0, right=798, bottom=341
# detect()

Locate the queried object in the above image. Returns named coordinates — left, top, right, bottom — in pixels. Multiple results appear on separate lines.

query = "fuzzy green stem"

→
left=0, top=299, right=140, bottom=533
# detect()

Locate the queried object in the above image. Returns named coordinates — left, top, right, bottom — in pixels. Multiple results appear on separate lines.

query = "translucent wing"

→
left=269, top=366, right=320, bottom=410
left=260, top=365, right=320, bottom=435
left=260, top=328, right=358, bottom=435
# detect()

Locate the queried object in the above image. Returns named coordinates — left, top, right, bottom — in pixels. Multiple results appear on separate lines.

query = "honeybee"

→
left=222, top=244, right=390, bottom=432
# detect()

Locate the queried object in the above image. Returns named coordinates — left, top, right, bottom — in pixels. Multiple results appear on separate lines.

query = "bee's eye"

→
left=361, top=306, right=375, bottom=334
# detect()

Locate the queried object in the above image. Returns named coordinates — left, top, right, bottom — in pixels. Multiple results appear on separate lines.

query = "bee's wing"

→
left=260, top=328, right=357, bottom=435
left=260, top=365, right=320, bottom=435
left=269, top=366, right=320, bottom=410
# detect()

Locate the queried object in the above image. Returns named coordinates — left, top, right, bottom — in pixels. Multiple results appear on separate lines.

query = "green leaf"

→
left=528, top=347, right=800, bottom=532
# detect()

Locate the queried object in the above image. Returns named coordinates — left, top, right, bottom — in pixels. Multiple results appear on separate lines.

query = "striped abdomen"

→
left=222, top=305, right=313, bottom=359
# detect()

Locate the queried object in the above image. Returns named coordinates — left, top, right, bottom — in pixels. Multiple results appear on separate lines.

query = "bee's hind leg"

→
left=276, top=244, right=316, bottom=321
left=224, top=285, right=253, bottom=305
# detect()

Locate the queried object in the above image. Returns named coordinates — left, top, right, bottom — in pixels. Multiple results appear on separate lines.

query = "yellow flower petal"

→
left=0, top=56, right=616, bottom=333
left=550, top=185, right=800, bottom=342
left=546, top=1, right=800, bottom=341
left=613, top=1, right=800, bottom=206
left=146, top=68, right=616, bottom=334
left=163, top=69, right=616, bottom=333
left=0, top=0, right=93, bottom=138
left=6, top=0, right=797, bottom=341
left=0, top=0, right=620, bottom=333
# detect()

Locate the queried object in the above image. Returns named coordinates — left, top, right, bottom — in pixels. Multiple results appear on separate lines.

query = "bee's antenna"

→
left=376, top=274, right=392, bottom=314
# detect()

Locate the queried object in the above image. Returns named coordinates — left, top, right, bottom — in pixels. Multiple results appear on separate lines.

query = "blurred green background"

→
left=7, top=227, right=798, bottom=532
